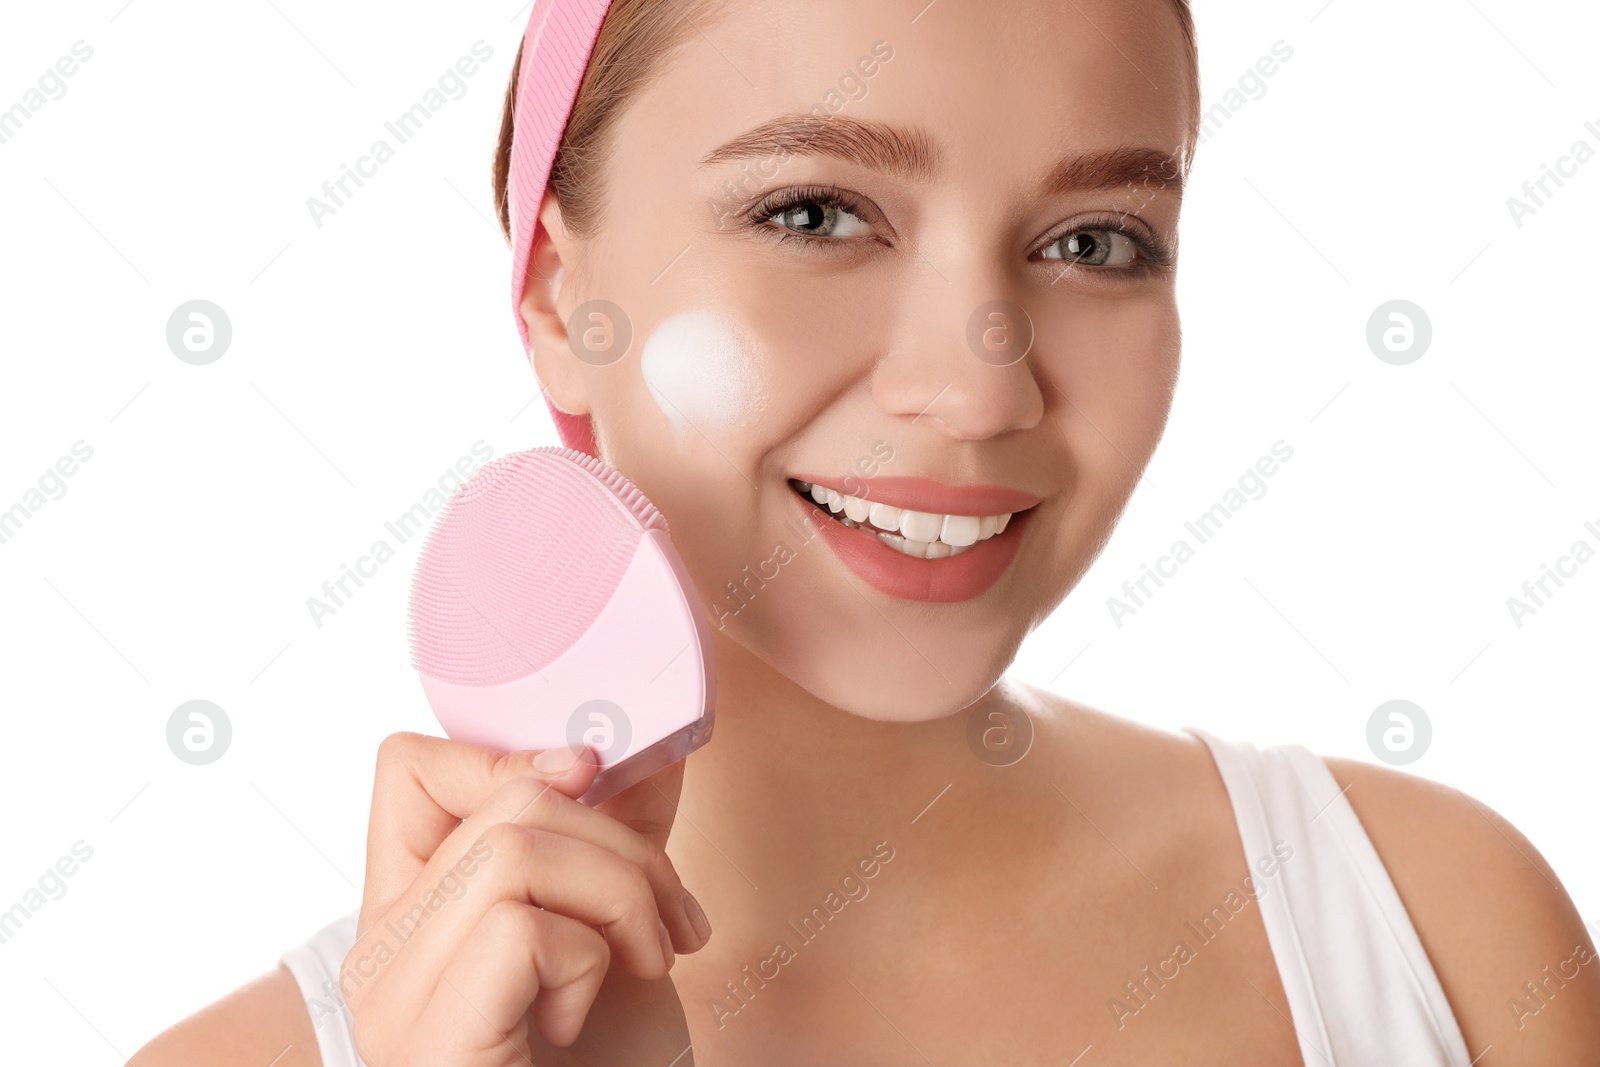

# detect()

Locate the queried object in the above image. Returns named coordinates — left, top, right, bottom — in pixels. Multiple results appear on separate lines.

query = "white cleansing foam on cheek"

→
left=639, top=310, right=767, bottom=435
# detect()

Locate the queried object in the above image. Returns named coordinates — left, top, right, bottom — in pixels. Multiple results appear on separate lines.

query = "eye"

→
left=751, top=187, right=876, bottom=241
left=767, top=199, right=872, bottom=238
left=1039, top=228, right=1140, bottom=267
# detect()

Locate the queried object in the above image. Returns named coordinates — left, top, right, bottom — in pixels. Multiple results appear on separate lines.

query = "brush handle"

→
left=577, top=715, right=715, bottom=806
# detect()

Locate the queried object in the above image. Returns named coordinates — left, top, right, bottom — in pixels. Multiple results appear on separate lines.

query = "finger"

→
left=403, top=764, right=706, bottom=955
left=596, top=752, right=686, bottom=850
left=408, top=819, right=669, bottom=976
left=593, top=754, right=711, bottom=950
left=374, top=820, right=672, bottom=1021
left=361, top=732, right=599, bottom=919
left=420, top=900, right=610, bottom=1055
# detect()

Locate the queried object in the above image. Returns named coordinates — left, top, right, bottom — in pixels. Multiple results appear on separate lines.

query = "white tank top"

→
left=279, top=730, right=1473, bottom=1066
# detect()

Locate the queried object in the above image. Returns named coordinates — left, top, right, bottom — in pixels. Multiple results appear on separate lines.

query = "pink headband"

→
left=508, top=0, right=616, bottom=457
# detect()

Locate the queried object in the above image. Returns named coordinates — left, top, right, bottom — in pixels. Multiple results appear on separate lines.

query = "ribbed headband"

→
left=508, top=0, right=616, bottom=457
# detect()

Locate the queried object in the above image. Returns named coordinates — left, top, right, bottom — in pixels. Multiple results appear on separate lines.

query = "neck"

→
left=672, top=631, right=1042, bottom=892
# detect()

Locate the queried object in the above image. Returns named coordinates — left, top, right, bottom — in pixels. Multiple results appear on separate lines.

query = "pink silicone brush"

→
left=407, top=447, right=715, bottom=805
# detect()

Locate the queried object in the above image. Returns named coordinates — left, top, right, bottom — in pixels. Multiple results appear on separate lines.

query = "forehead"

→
left=630, top=0, right=1193, bottom=178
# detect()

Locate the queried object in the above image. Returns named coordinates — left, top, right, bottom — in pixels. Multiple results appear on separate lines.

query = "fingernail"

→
left=533, top=745, right=579, bottom=775
left=683, top=890, right=712, bottom=942
left=657, top=919, right=675, bottom=970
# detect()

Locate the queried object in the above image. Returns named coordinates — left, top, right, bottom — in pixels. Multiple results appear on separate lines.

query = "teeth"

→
left=940, top=514, right=981, bottom=548
left=898, top=509, right=943, bottom=543
left=875, top=530, right=977, bottom=559
left=868, top=502, right=902, bottom=532
left=796, top=482, right=1017, bottom=554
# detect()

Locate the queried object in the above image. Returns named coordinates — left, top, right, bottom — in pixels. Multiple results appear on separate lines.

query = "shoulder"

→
left=1010, top=680, right=1222, bottom=788
left=1008, top=680, right=1240, bottom=843
left=128, top=965, right=322, bottom=1067
left=1321, top=755, right=1600, bottom=1063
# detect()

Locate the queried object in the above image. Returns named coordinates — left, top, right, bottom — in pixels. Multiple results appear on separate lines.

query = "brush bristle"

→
left=408, top=448, right=668, bottom=685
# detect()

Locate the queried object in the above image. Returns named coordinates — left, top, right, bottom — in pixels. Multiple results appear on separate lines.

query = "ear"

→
left=519, top=191, right=589, bottom=418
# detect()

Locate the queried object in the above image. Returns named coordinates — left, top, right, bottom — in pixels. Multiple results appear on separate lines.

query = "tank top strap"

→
left=278, top=908, right=368, bottom=1067
left=1185, top=727, right=1473, bottom=1066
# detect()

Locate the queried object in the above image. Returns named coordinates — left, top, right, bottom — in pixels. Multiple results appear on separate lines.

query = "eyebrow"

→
left=1042, top=146, right=1185, bottom=197
left=699, top=114, right=940, bottom=180
left=701, top=115, right=1184, bottom=199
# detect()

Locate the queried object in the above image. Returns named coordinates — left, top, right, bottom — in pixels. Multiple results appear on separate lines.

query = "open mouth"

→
left=788, top=479, right=1019, bottom=559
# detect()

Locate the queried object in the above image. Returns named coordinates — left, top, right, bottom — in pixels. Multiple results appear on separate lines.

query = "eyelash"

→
left=746, top=185, right=879, bottom=249
left=1039, top=213, right=1177, bottom=276
left=745, top=188, right=1174, bottom=274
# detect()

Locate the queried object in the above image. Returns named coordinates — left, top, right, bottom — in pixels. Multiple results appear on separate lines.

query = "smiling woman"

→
left=131, top=1, right=1599, bottom=1065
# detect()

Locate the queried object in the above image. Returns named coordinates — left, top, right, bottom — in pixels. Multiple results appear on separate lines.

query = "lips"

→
left=790, top=476, right=1038, bottom=603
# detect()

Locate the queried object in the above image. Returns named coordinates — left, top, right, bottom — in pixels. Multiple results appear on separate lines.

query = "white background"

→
left=1, top=0, right=1595, bottom=1059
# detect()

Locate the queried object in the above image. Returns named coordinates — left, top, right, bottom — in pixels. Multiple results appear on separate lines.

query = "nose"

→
left=872, top=266, right=1046, bottom=441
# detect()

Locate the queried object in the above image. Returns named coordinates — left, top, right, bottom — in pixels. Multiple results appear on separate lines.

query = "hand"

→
left=342, top=732, right=711, bottom=1066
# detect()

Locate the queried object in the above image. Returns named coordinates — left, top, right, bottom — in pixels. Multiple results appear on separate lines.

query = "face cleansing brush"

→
left=408, top=447, right=715, bottom=805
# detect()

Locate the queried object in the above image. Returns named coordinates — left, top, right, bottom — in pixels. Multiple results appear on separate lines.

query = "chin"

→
left=821, top=660, right=1013, bottom=723
left=709, top=575, right=1032, bottom=723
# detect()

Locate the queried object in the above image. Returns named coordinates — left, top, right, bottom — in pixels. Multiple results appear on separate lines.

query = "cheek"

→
left=638, top=310, right=768, bottom=436
left=1042, top=296, right=1179, bottom=466
left=699, top=261, right=895, bottom=439
left=592, top=310, right=781, bottom=616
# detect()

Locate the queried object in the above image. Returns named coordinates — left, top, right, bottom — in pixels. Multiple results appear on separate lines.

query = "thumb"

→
left=519, top=741, right=603, bottom=800
left=359, top=734, right=601, bottom=924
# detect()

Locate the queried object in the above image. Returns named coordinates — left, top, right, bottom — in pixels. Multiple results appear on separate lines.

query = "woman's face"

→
left=524, top=0, right=1193, bottom=721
